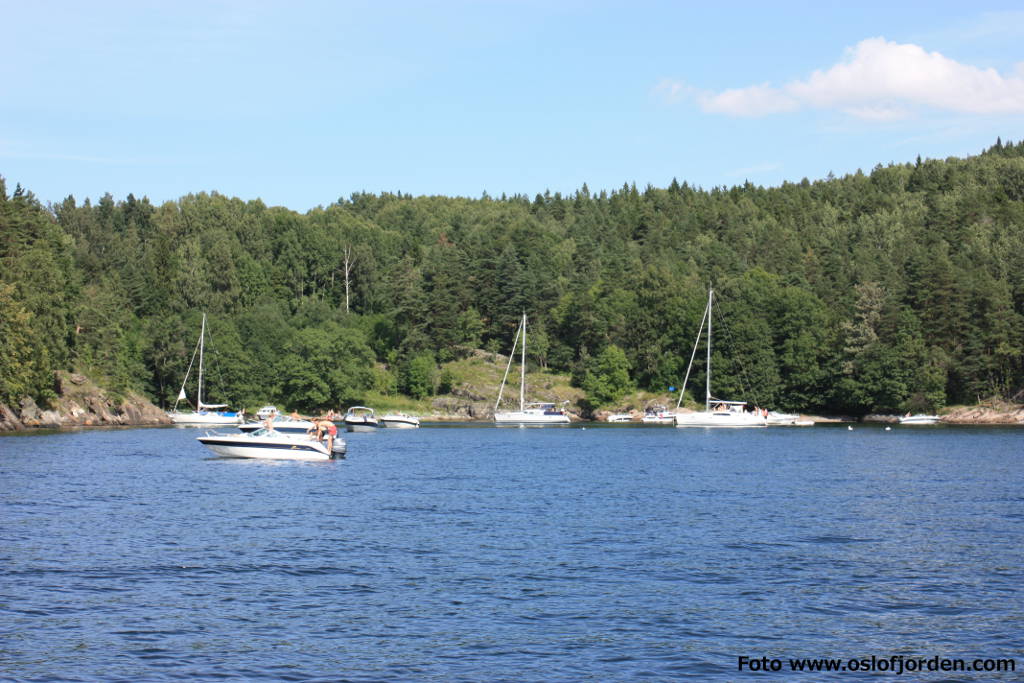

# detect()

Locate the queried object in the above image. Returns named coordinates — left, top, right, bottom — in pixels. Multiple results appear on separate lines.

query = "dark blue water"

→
left=1, top=424, right=1022, bottom=681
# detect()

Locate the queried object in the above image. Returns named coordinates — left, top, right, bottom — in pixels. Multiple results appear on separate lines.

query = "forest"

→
left=3, top=140, right=1024, bottom=417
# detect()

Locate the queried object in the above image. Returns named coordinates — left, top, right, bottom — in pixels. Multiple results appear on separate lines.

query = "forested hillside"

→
left=3, top=141, right=1024, bottom=416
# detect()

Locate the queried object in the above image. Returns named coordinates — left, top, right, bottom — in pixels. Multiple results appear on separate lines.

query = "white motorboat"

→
left=494, top=313, right=571, bottom=425
left=766, top=411, right=814, bottom=426
left=606, top=413, right=634, bottom=423
left=673, top=289, right=766, bottom=429
left=239, top=414, right=318, bottom=435
left=256, top=405, right=279, bottom=420
left=344, top=406, right=379, bottom=432
left=168, top=313, right=242, bottom=426
left=197, top=428, right=346, bottom=461
left=899, top=414, right=941, bottom=425
left=379, top=413, right=421, bottom=429
left=641, top=405, right=675, bottom=424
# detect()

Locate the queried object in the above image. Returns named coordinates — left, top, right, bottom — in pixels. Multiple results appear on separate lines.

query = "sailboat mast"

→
left=520, top=312, right=526, bottom=412
left=706, top=289, right=712, bottom=411
left=198, top=313, right=206, bottom=410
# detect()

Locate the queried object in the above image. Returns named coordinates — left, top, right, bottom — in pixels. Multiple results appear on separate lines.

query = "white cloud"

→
left=698, top=84, right=799, bottom=117
left=680, top=37, right=1024, bottom=119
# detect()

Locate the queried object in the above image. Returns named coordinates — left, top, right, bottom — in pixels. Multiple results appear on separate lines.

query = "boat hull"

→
left=674, top=412, right=767, bottom=428
left=197, top=432, right=343, bottom=460
left=899, top=415, right=940, bottom=425
left=494, top=410, right=571, bottom=425
left=345, top=420, right=379, bottom=432
left=380, top=416, right=420, bottom=429
left=766, top=413, right=814, bottom=426
left=170, top=411, right=242, bottom=426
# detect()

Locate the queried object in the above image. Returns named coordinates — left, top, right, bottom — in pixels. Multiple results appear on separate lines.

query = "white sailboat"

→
left=674, top=289, right=766, bottom=428
left=494, top=313, right=570, bottom=425
left=168, top=313, right=242, bottom=426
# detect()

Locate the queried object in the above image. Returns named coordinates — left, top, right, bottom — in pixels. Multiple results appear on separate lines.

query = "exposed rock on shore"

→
left=0, top=372, right=170, bottom=432
left=941, top=402, right=1024, bottom=424
left=862, top=402, right=1024, bottom=425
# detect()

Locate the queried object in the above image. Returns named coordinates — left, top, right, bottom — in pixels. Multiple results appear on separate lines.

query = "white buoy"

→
left=848, top=425, right=853, bottom=430
left=885, top=426, right=891, bottom=431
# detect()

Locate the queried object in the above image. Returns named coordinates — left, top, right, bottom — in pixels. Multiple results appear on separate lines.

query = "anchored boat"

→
left=198, top=427, right=345, bottom=461
left=493, top=313, right=571, bottom=425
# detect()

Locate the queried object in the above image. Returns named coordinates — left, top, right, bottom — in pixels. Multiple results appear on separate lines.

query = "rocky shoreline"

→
left=3, top=372, right=1023, bottom=433
left=0, top=372, right=170, bottom=432
left=938, top=403, right=1024, bottom=424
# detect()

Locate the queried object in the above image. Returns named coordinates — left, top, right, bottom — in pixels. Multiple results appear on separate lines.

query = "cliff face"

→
left=0, top=372, right=170, bottom=432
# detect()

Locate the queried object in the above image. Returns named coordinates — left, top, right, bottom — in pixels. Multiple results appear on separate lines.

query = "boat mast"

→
left=520, top=312, right=526, bottom=412
left=705, top=289, right=712, bottom=411
left=494, top=316, right=523, bottom=413
left=198, top=313, right=206, bottom=410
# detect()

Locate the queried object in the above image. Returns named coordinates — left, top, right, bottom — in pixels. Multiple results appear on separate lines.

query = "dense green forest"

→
left=3, top=140, right=1024, bottom=416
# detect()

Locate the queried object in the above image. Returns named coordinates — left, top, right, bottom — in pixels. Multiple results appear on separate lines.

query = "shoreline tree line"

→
left=2, top=140, right=1024, bottom=415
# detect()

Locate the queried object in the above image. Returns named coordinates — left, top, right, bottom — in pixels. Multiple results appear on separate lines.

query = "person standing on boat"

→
left=315, top=418, right=337, bottom=453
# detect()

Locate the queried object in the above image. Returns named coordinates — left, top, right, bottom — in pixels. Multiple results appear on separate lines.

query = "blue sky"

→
left=2, top=1, right=1023, bottom=211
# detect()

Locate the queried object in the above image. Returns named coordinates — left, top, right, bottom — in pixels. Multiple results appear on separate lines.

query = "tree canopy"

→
left=3, top=141, right=1024, bottom=415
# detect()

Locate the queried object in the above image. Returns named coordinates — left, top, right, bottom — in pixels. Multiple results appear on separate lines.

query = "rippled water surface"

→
left=2, top=424, right=1022, bottom=680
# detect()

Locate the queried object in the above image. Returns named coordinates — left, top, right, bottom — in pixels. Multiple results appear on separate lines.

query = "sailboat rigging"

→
left=168, top=313, right=242, bottom=426
left=493, top=313, right=570, bottom=425
left=673, top=289, right=766, bottom=428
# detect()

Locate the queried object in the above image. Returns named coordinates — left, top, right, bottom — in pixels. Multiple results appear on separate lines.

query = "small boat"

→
left=494, top=313, right=571, bottom=425
left=256, top=405, right=279, bottom=420
left=674, top=400, right=767, bottom=428
left=379, top=413, right=421, bottom=429
left=899, top=414, right=941, bottom=425
left=673, top=289, right=766, bottom=429
left=197, top=428, right=346, bottom=461
left=494, top=401, right=571, bottom=425
left=344, top=406, right=379, bottom=432
left=606, top=413, right=634, bottom=423
left=239, top=413, right=318, bottom=435
left=641, top=405, right=675, bottom=424
left=766, top=411, right=814, bottom=426
left=168, top=313, right=242, bottom=426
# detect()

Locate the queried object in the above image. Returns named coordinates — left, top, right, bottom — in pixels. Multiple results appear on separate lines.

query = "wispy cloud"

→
left=664, top=37, right=1024, bottom=120
left=652, top=78, right=694, bottom=104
